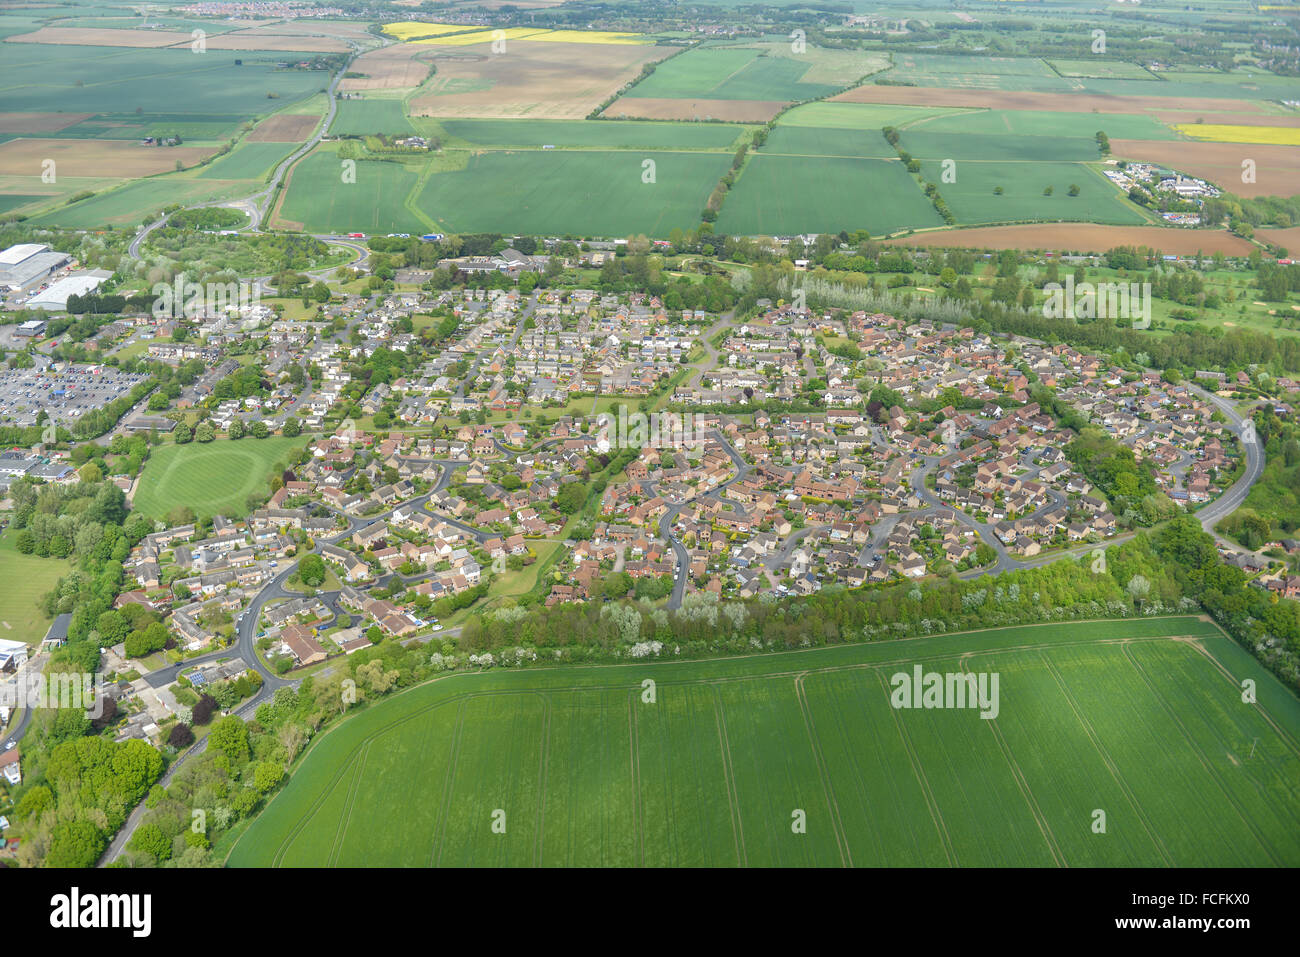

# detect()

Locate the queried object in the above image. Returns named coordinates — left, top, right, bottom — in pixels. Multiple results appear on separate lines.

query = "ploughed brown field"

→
left=0, top=138, right=219, bottom=178
left=884, top=223, right=1256, bottom=255
left=408, top=41, right=671, bottom=119
left=248, top=113, right=320, bottom=142
left=340, top=43, right=438, bottom=91
left=831, top=84, right=1274, bottom=117
left=0, top=112, right=92, bottom=133
left=1257, top=227, right=1300, bottom=255
left=603, top=97, right=787, bottom=123
left=1111, top=139, right=1300, bottom=199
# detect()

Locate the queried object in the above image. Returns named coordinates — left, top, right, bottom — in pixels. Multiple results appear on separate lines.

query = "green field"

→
left=435, top=118, right=746, bottom=151
left=1048, top=59, right=1158, bottom=80
left=761, top=126, right=896, bottom=158
left=37, top=176, right=253, bottom=227
left=899, top=129, right=1101, bottom=163
left=913, top=109, right=1178, bottom=141
left=624, top=47, right=846, bottom=101
left=0, top=533, right=69, bottom=647
left=278, top=152, right=424, bottom=233
left=717, top=155, right=943, bottom=236
left=131, top=436, right=309, bottom=521
left=416, top=150, right=732, bottom=237
left=779, top=102, right=970, bottom=129
left=228, top=617, right=1300, bottom=867
left=197, top=142, right=296, bottom=181
left=56, top=112, right=247, bottom=142
left=0, top=194, right=41, bottom=214
left=916, top=159, right=1146, bottom=226
left=331, top=99, right=417, bottom=137
left=0, top=44, right=325, bottom=115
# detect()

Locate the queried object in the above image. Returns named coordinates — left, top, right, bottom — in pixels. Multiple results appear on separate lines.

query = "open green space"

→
left=760, top=126, right=896, bottom=158
left=717, top=155, right=942, bottom=236
left=228, top=617, right=1300, bottom=867
left=915, top=159, right=1147, bottom=226
left=435, top=118, right=746, bottom=151
left=1048, top=59, right=1158, bottom=80
left=415, top=149, right=732, bottom=237
left=0, top=194, right=41, bottom=214
left=0, top=44, right=326, bottom=115
left=56, top=112, right=247, bottom=142
left=35, top=176, right=252, bottom=227
left=914, top=109, right=1178, bottom=141
left=131, top=436, right=310, bottom=521
left=778, top=102, right=970, bottom=130
left=899, top=129, right=1102, bottom=163
left=0, top=533, right=70, bottom=647
left=277, top=152, right=424, bottom=234
left=625, top=47, right=844, bottom=101
left=197, top=142, right=296, bottom=181
left=331, top=98, right=417, bottom=137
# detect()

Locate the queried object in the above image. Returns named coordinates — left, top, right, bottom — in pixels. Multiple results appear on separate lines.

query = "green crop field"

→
left=57, top=112, right=247, bottom=142
left=277, top=152, right=424, bottom=233
left=0, top=194, right=41, bottom=214
left=416, top=150, right=732, bottom=237
left=899, top=130, right=1102, bottom=163
left=0, top=44, right=324, bottom=115
left=197, top=142, right=296, bottom=181
left=717, top=155, right=942, bottom=236
left=0, top=533, right=70, bottom=647
left=913, top=109, right=1178, bottom=141
left=915, top=159, right=1147, bottom=226
left=131, top=436, right=309, bottom=521
left=1048, top=59, right=1158, bottom=80
left=435, top=118, right=746, bottom=150
left=331, top=99, right=417, bottom=137
left=760, top=126, right=896, bottom=158
left=779, top=102, right=971, bottom=130
left=624, top=47, right=845, bottom=101
left=37, top=176, right=252, bottom=227
left=227, top=617, right=1300, bottom=867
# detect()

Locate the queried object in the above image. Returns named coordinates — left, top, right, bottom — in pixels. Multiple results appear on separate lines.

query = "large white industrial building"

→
left=0, top=242, right=72, bottom=292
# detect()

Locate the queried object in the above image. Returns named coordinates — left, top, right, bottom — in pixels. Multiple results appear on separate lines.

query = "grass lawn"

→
left=485, top=541, right=562, bottom=601
left=227, top=616, right=1300, bottom=867
left=132, top=436, right=310, bottom=521
left=0, top=532, right=69, bottom=646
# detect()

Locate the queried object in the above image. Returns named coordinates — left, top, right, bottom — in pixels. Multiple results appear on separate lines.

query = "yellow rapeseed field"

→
left=1174, top=123, right=1300, bottom=146
left=523, top=30, right=648, bottom=44
left=411, top=27, right=548, bottom=46
left=382, top=22, right=472, bottom=41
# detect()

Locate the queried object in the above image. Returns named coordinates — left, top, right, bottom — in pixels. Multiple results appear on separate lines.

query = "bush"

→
left=192, top=692, right=219, bottom=725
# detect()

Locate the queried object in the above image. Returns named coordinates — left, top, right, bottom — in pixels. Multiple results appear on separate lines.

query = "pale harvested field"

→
left=409, top=41, right=671, bottom=119
left=340, top=43, right=437, bottom=91
left=832, top=84, right=1272, bottom=117
left=884, top=223, right=1256, bottom=255
left=8, top=26, right=192, bottom=46
left=0, top=112, right=92, bottom=133
left=200, top=33, right=350, bottom=53
left=604, top=96, right=786, bottom=122
left=1111, top=139, right=1300, bottom=198
left=248, top=113, right=319, bottom=142
left=0, top=138, right=219, bottom=177
left=240, top=19, right=378, bottom=41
